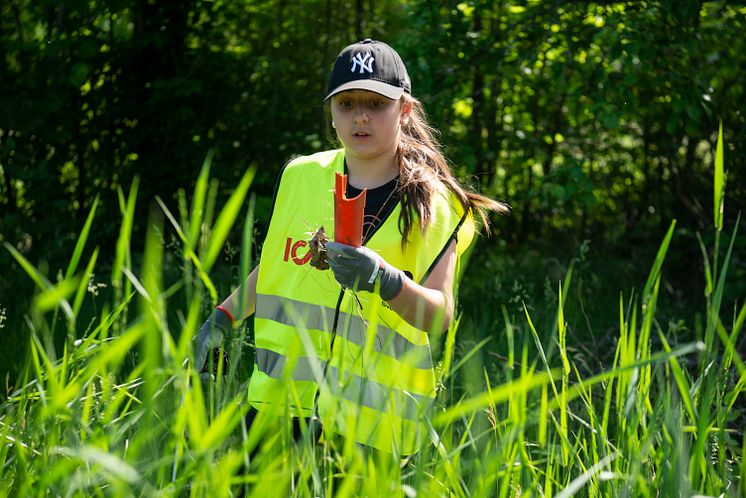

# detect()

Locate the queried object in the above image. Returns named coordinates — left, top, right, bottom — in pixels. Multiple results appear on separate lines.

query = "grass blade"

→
left=203, top=166, right=256, bottom=271
left=710, top=215, right=740, bottom=336
left=72, top=248, right=99, bottom=317
left=4, top=242, right=52, bottom=291
left=657, top=327, right=697, bottom=424
left=111, top=177, right=139, bottom=287
left=722, top=301, right=746, bottom=373
left=237, top=193, right=256, bottom=319
left=434, top=369, right=558, bottom=426
left=555, top=452, right=619, bottom=498
left=641, top=220, right=676, bottom=309
left=33, top=278, right=78, bottom=318
left=64, top=196, right=99, bottom=280
left=54, top=446, right=141, bottom=484
left=714, top=121, right=724, bottom=231
left=189, top=149, right=214, bottom=251
left=549, top=341, right=703, bottom=410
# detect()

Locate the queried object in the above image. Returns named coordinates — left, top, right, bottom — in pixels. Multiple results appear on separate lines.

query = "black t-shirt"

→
left=346, top=175, right=400, bottom=243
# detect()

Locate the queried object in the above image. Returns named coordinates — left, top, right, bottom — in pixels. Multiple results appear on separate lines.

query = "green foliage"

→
left=0, top=126, right=744, bottom=496
left=1, top=2, right=745, bottom=493
left=2, top=1, right=745, bottom=382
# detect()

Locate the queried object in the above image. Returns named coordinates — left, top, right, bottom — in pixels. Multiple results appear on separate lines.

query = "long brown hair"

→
left=396, top=95, right=510, bottom=245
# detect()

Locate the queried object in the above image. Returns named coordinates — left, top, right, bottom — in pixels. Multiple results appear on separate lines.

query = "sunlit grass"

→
left=1, top=130, right=744, bottom=497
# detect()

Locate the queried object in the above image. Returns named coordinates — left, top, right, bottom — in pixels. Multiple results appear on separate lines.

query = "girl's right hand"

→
left=193, top=308, right=233, bottom=373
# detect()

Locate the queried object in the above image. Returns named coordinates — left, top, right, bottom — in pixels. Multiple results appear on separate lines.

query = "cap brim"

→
left=325, top=80, right=405, bottom=101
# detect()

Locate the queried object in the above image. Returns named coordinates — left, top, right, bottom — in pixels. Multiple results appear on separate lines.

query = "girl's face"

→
left=330, top=90, right=410, bottom=165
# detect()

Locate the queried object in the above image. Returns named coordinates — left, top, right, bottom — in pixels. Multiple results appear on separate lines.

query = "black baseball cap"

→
left=325, top=39, right=412, bottom=101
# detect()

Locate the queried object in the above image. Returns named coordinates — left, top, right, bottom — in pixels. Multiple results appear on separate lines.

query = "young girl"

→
left=194, top=39, right=508, bottom=456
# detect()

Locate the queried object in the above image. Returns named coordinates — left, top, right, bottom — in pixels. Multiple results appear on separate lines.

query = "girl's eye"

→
left=369, top=100, right=385, bottom=108
left=338, top=101, right=352, bottom=108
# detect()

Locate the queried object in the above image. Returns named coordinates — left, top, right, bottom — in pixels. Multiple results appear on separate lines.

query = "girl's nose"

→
left=353, top=109, right=369, bottom=124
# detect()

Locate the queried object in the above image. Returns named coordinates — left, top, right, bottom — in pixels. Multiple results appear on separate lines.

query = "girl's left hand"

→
left=325, top=241, right=404, bottom=300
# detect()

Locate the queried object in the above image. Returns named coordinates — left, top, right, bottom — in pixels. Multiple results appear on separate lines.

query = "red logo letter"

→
left=284, top=237, right=292, bottom=262
left=291, top=240, right=311, bottom=265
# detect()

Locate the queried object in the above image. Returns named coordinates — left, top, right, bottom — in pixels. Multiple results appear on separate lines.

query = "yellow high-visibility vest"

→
left=248, top=149, right=474, bottom=454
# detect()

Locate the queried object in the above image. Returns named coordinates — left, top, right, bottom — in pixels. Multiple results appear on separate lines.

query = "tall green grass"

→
left=1, top=130, right=743, bottom=497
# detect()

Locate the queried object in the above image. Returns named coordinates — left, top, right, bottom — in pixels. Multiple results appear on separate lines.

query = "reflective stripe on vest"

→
left=255, top=348, right=430, bottom=421
left=256, top=293, right=434, bottom=370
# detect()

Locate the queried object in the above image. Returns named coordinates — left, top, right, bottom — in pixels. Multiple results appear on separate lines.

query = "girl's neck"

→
left=344, top=154, right=399, bottom=189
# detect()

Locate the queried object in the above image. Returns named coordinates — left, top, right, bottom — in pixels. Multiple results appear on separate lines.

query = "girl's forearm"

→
left=387, top=277, right=453, bottom=333
left=220, top=265, right=259, bottom=322
left=387, top=240, right=457, bottom=333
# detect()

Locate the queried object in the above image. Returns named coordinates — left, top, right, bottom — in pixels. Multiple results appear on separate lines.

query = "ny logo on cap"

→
left=351, top=52, right=374, bottom=74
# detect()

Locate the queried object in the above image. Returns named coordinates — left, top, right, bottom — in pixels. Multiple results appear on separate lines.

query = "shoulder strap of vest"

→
left=419, top=208, right=469, bottom=284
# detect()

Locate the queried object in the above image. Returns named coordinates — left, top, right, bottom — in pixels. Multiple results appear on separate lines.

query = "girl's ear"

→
left=400, top=98, right=414, bottom=126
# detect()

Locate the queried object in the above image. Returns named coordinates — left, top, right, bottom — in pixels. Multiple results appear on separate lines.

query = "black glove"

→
left=193, top=307, right=233, bottom=373
left=325, top=241, right=404, bottom=301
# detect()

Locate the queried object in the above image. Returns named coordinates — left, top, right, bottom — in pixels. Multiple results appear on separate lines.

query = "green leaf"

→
left=65, top=196, right=99, bottom=280
left=641, top=220, right=676, bottom=309
left=72, top=248, right=99, bottom=317
left=696, top=232, right=713, bottom=297
left=34, top=277, right=78, bottom=316
left=658, top=328, right=697, bottom=424
left=112, top=178, right=140, bottom=286
left=434, top=369, right=558, bottom=426
left=203, top=166, right=256, bottom=271
left=4, top=242, right=52, bottom=291
left=54, top=446, right=140, bottom=484
left=157, top=196, right=218, bottom=303
left=555, top=452, right=619, bottom=498
left=548, top=341, right=703, bottom=411
left=722, top=301, right=746, bottom=373
left=237, top=194, right=256, bottom=318
left=714, top=121, right=725, bottom=231
left=196, top=396, right=246, bottom=453
left=707, top=215, right=740, bottom=350
left=84, top=321, right=148, bottom=376
left=189, top=150, right=214, bottom=252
